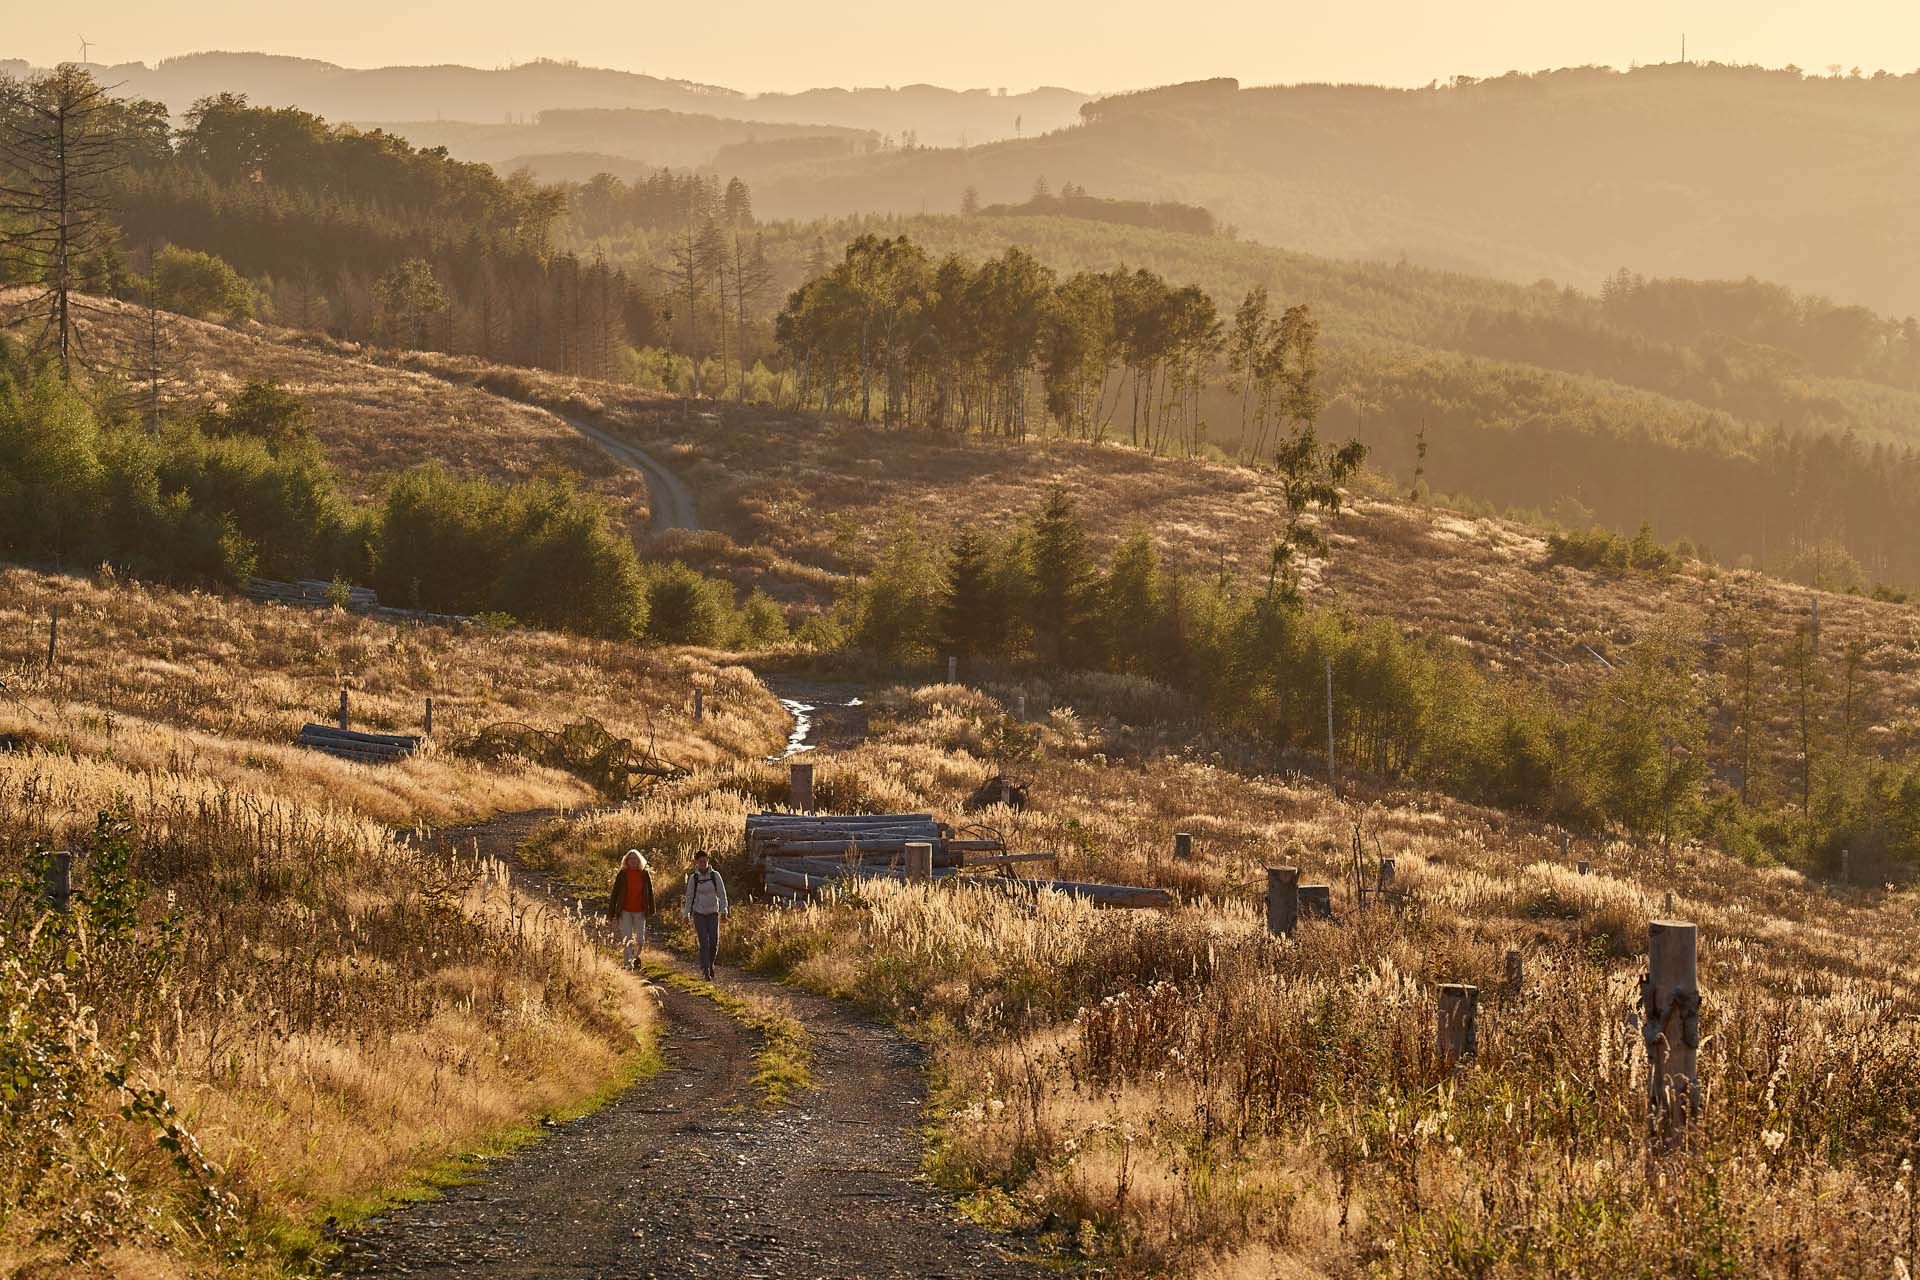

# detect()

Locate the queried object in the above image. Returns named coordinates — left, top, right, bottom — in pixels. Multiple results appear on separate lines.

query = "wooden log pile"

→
left=245, top=577, right=472, bottom=627
left=747, top=813, right=954, bottom=864
left=247, top=577, right=378, bottom=609
left=748, top=811, right=1171, bottom=909
left=295, top=723, right=422, bottom=764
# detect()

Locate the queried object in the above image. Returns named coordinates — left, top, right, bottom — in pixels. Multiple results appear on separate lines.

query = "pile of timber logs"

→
left=748, top=813, right=956, bottom=863
left=295, top=723, right=421, bottom=764
left=748, top=811, right=1173, bottom=909
left=246, top=577, right=377, bottom=609
left=245, top=577, right=472, bottom=627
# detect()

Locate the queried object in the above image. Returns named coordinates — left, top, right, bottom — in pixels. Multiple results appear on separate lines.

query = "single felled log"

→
left=747, top=812, right=933, bottom=828
left=997, top=878, right=1174, bottom=909
left=298, top=724, right=423, bottom=749
left=955, top=851, right=1055, bottom=869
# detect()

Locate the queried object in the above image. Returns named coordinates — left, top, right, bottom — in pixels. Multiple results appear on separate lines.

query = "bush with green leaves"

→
left=148, top=244, right=254, bottom=322
left=0, top=348, right=786, bottom=650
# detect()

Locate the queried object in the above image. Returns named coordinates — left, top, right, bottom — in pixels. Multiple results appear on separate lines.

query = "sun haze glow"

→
left=12, top=0, right=1920, bottom=91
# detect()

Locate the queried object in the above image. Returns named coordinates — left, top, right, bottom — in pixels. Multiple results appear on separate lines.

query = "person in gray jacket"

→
left=683, top=850, right=728, bottom=980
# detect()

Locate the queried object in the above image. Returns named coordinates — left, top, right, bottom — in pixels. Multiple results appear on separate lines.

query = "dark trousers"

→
left=692, top=910, right=720, bottom=979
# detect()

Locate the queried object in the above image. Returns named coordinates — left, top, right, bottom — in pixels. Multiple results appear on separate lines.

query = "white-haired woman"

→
left=607, top=849, right=655, bottom=969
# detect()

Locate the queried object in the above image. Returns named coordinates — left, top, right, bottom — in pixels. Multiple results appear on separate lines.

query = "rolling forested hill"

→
left=566, top=206, right=1920, bottom=590
left=723, top=65, right=1920, bottom=316
left=0, top=52, right=1087, bottom=145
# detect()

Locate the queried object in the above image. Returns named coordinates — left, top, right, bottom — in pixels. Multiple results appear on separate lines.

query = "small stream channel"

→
left=758, top=677, right=871, bottom=760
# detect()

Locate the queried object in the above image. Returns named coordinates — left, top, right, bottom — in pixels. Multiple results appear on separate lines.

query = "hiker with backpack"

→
left=683, top=850, right=729, bottom=981
left=607, top=849, right=655, bottom=969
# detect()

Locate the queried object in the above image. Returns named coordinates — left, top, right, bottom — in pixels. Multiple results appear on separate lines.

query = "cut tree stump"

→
left=1641, top=919, right=1701, bottom=1152
left=1437, top=983, right=1479, bottom=1072
left=1266, top=866, right=1300, bottom=937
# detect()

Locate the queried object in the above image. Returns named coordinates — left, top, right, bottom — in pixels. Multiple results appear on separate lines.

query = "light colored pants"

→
left=617, top=911, right=648, bottom=957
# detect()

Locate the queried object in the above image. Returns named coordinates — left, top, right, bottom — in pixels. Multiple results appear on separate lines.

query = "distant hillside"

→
left=724, top=64, right=1920, bottom=316
left=18, top=52, right=1085, bottom=144
left=383, top=109, right=872, bottom=172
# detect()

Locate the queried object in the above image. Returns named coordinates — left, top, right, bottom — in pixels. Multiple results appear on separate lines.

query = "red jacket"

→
left=609, top=866, right=654, bottom=918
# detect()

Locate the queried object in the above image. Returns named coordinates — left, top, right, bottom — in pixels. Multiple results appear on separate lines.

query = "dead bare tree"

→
left=0, top=66, right=130, bottom=380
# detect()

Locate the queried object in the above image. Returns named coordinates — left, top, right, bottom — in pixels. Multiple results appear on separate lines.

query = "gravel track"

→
left=332, top=814, right=1045, bottom=1280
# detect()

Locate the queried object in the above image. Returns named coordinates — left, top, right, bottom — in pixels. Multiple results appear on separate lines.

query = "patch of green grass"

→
left=642, top=958, right=814, bottom=1105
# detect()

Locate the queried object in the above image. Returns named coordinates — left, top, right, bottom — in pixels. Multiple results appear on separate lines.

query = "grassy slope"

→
left=71, top=298, right=652, bottom=518
left=588, top=393, right=1920, bottom=760
left=0, top=564, right=786, bottom=1271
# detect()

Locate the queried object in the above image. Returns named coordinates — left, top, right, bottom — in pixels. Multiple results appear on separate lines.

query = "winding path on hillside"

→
left=554, top=409, right=701, bottom=533
left=332, top=814, right=1043, bottom=1280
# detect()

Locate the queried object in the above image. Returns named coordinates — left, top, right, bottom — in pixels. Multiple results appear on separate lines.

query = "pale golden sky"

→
left=13, top=0, right=1918, bottom=92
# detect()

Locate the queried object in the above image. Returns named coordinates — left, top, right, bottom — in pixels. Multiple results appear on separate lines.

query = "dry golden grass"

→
left=65, top=298, right=650, bottom=515
left=0, top=566, right=791, bottom=1275
left=0, top=565, right=789, bottom=825
left=534, top=677, right=1920, bottom=1276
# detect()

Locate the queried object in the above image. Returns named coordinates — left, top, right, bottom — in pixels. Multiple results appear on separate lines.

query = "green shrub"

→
left=150, top=245, right=254, bottom=321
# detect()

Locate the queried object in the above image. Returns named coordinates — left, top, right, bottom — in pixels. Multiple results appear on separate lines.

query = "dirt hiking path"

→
left=333, top=814, right=1044, bottom=1280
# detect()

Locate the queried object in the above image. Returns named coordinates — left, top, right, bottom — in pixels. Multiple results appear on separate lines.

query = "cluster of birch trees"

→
left=773, top=234, right=1323, bottom=457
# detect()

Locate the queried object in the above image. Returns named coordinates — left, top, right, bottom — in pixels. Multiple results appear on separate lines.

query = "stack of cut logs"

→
left=295, top=723, right=422, bottom=764
left=749, top=812, right=1173, bottom=908
left=247, top=577, right=378, bottom=609
left=245, top=577, right=472, bottom=626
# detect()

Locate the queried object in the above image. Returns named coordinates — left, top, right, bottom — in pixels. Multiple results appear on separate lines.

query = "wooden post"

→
left=1437, top=983, right=1479, bottom=1072
left=1504, top=948, right=1523, bottom=993
left=1299, top=884, right=1333, bottom=919
left=905, top=841, right=934, bottom=883
left=1577, top=859, right=1591, bottom=876
left=693, top=687, right=705, bottom=723
left=789, top=761, right=814, bottom=812
left=1324, top=654, right=1336, bottom=790
left=1265, top=866, right=1299, bottom=937
left=423, top=697, right=434, bottom=736
left=1642, top=919, right=1701, bottom=1152
left=41, top=851, right=71, bottom=913
left=1014, top=691, right=1027, bottom=720
left=1174, top=832, right=1193, bottom=862
left=1377, top=857, right=1396, bottom=889
left=946, top=655, right=957, bottom=683
left=45, top=605, right=58, bottom=669
left=338, top=687, right=350, bottom=731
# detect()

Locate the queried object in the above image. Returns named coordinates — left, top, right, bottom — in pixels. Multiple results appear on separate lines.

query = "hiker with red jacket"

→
left=608, top=849, right=655, bottom=969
